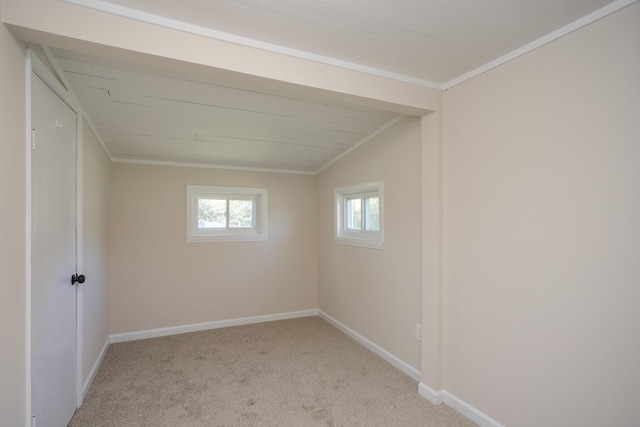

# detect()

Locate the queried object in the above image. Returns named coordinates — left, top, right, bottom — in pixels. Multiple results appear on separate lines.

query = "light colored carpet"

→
left=70, top=317, right=476, bottom=426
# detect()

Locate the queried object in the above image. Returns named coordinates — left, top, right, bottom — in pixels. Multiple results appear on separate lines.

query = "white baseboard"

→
left=418, top=381, right=444, bottom=404
left=318, top=310, right=421, bottom=382
left=109, top=309, right=319, bottom=343
left=442, top=391, right=505, bottom=427
left=418, top=381, right=504, bottom=427
left=82, top=337, right=110, bottom=399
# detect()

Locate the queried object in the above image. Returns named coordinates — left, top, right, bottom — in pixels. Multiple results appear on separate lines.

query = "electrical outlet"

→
left=416, top=323, right=422, bottom=341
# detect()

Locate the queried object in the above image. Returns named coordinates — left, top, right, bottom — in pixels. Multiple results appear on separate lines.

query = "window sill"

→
left=335, top=236, right=384, bottom=250
left=187, top=234, right=268, bottom=243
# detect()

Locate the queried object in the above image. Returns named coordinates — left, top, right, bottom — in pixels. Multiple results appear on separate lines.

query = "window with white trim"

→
left=187, top=185, right=267, bottom=242
left=335, top=181, right=384, bottom=249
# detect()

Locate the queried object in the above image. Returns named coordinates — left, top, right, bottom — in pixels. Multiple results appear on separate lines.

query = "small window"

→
left=335, top=181, right=383, bottom=249
left=187, top=185, right=267, bottom=242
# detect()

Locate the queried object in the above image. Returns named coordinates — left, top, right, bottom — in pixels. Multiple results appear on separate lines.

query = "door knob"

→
left=71, top=274, right=85, bottom=285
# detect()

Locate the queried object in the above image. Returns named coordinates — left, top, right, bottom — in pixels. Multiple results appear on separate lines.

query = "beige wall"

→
left=0, top=13, right=27, bottom=427
left=317, top=116, right=422, bottom=370
left=4, top=2, right=638, bottom=426
left=443, top=3, right=640, bottom=426
left=108, top=163, right=317, bottom=334
left=81, top=122, right=110, bottom=383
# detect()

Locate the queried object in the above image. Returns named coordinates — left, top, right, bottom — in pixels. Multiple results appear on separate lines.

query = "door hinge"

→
left=32, top=413, right=36, bottom=427
left=31, top=129, right=36, bottom=150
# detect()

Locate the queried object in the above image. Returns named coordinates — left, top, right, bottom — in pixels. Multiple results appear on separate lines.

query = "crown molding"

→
left=442, top=0, right=638, bottom=90
left=111, top=157, right=317, bottom=175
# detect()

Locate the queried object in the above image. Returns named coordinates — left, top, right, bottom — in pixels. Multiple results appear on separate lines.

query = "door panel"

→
left=31, top=71, right=78, bottom=427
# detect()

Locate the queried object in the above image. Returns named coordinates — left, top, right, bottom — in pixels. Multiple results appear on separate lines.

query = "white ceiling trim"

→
left=40, top=45, right=114, bottom=162
left=111, top=157, right=317, bottom=175
left=443, top=0, right=638, bottom=90
left=316, top=114, right=406, bottom=174
left=62, top=0, right=443, bottom=90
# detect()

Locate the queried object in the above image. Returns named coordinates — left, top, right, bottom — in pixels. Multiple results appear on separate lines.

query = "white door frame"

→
left=26, top=48, right=85, bottom=427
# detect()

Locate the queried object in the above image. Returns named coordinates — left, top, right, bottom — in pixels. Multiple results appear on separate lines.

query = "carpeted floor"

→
left=70, top=317, right=476, bottom=426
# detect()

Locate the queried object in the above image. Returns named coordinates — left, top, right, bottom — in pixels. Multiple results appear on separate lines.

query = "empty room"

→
left=1, top=0, right=638, bottom=426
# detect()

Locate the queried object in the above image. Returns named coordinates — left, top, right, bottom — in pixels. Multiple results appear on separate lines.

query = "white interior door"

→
left=31, top=71, right=78, bottom=427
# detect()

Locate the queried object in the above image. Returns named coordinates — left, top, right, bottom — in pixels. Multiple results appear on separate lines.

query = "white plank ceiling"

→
left=52, top=49, right=400, bottom=173
left=50, top=0, right=623, bottom=173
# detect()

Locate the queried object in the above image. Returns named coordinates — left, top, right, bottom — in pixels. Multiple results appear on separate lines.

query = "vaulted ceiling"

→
left=17, top=0, right=627, bottom=173
left=51, top=48, right=399, bottom=173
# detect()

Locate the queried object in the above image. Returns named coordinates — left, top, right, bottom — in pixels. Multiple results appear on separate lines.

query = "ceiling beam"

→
left=2, top=0, right=441, bottom=116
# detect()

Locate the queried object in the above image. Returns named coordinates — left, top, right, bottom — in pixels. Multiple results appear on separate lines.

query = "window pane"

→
left=198, top=198, right=226, bottom=228
left=364, top=197, right=379, bottom=231
left=229, top=199, right=254, bottom=228
left=347, top=198, right=362, bottom=230
left=187, top=185, right=268, bottom=242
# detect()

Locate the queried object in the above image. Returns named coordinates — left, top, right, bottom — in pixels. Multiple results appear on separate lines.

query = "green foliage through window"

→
left=198, top=198, right=254, bottom=229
